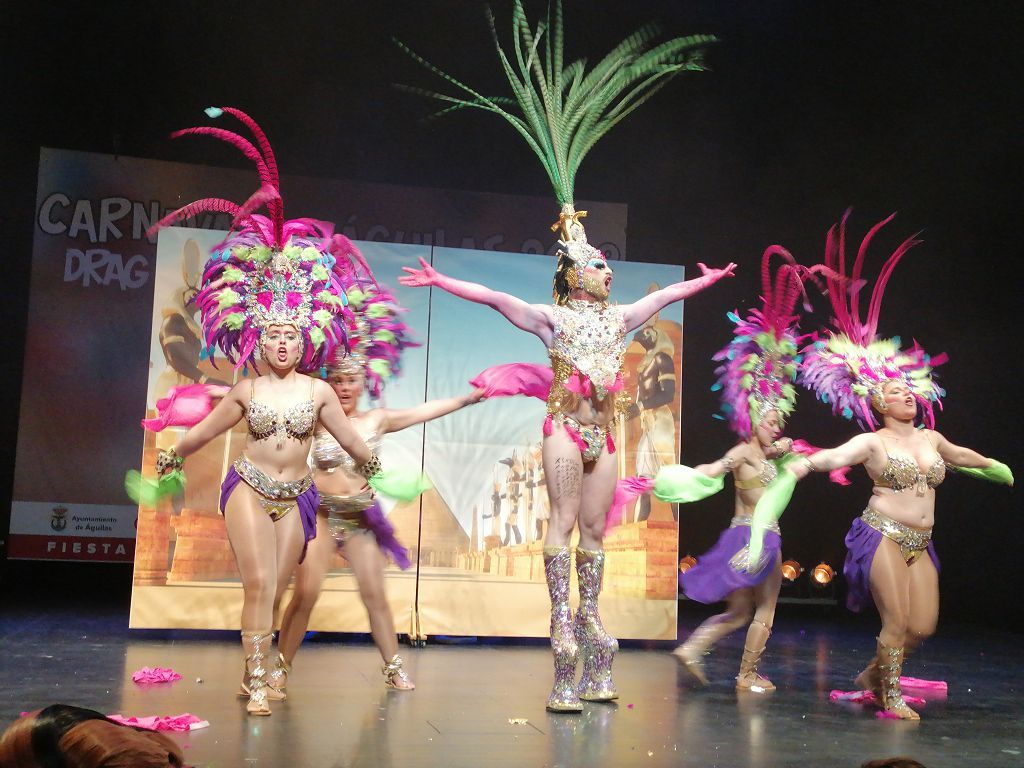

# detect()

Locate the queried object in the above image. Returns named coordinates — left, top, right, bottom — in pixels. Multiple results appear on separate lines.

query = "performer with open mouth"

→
left=140, top=108, right=382, bottom=717
left=397, top=4, right=733, bottom=711
left=747, top=211, right=1013, bottom=719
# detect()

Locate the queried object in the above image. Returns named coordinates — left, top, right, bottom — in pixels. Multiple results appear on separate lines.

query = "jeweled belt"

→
left=234, top=456, right=313, bottom=520
left=729, top=516, right=781, bottom=537
left=860, top=507, right=932, bottom=565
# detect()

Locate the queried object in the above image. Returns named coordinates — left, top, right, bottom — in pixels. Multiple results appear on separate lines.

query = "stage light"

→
left=780, top=560, right=802, bottom=581
left=679, top=555, right=697, bottom=573
left=811, top=562, right=834, bottom=586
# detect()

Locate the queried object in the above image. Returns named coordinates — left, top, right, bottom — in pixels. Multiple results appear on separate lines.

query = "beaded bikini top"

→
left=246, top=379, right=316, bottom=445
left=733, top=459, right=779, bottom=490
left=312, top=425, right=382, bottom=473
left=873, top=435, right=946, bottom=493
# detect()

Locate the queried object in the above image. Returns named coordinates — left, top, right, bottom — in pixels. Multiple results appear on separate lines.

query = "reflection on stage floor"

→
left=1, top=603, right=1021, bottom=768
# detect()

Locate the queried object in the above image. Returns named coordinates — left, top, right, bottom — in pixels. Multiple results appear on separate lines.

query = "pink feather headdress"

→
left=798, top=210, right=946, bottom=431
left=712, top=246, right=831, bottom=438
left=328, top=272, right=419, bottom=400
left=149, top=107, right=371, bottom=372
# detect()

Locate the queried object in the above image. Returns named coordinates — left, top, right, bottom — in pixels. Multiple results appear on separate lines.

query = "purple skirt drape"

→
left=680, top=524, right=782, bottom=604
left=356, top=500, right=412, bottom=570
left=843, top=517, right=940, bottom=613
left=219, top=466, right=319, bottom=563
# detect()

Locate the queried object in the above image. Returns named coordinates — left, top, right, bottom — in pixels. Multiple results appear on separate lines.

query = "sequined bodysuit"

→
left=545, top=300, right=631, bottom=461
left=246, top=379, right=316, bottom=445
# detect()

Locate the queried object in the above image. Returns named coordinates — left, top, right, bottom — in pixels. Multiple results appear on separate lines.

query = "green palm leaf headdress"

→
left=396, top=0, right=716, bottom=299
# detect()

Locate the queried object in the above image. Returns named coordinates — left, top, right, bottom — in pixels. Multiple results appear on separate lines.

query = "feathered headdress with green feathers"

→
left=396, top=1, right=716, bottom=300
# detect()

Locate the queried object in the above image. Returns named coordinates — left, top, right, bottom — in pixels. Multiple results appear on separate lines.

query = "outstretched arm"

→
left=174, top=383, right=246, bottom=458
left=787, top=433, right=876, bottom=480
left=693, top=443, right=748, bottom=478
left=399, top=257, right=554, bottom=345
left=622, top=262, right=737, bottom=332
left=381, top=388, right=487, bottom=433
left=933, top=432, right=994, bottom=469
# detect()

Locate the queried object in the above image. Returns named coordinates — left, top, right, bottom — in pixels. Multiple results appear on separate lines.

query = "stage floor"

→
left=1, top=604, right=1021, bottom=768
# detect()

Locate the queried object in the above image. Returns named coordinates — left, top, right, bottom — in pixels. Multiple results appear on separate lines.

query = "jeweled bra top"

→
left=873, top=435, right=946, bottom=493
left=246, top=379, right=316, bottom=443
left=733, top=459, right=779, bottom=490
left=312, top=426, right=382, bottom=473
left=549, top=300, right=627, bottom=391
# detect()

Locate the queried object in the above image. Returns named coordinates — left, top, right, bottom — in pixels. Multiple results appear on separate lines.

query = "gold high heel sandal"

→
left=877, top=639, right=920, bottom=720
left=735, top=619, right=775, bottom=693
left=383, top=654, right=415, bottom=690
left=673, top=623, right=720, bottom=686
left=239, top=630, right=272, bottom=716
left=266, top=652, right=291, bottom=700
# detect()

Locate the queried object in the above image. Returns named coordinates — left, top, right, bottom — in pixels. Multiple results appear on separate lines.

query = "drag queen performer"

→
left=673, top=248, right=832, bottom=692
left=399, top=4, right=730, bottom=710
left=142, top=109, right=383, bottom=716
left=276, top=280, right=486, bottom=691
left=748, top=212, right=1014, bottom=719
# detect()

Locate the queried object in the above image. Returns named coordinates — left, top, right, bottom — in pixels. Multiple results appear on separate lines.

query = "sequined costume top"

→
left=312, top=427, right=382, bottom=474
left=873, top=435, right=945, bottom=493
left=733, top=459, right=779, bottom=491
left=546, top=300, right=630, bottom=423
left=246, top=379, right=315, bottom=443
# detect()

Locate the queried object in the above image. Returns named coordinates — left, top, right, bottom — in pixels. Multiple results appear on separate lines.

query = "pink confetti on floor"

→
left=830, top=689, right=925, bottom=707
left=131, top=667, right=183, bottom=684
left=106, top=714, right=209, bottom=731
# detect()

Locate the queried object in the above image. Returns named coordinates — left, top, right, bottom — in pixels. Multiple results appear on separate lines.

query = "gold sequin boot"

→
left=877, top=639, right=920, bottom=720
left=574, top=547, right=618, bottom=702
left=735, top=619, right=776, bottom=693
left=545, top=546, right=582, bottom=712
left=239, top=630, right=272, bottom=716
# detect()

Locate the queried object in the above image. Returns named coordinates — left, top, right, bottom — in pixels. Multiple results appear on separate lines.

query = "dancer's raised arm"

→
left=622, top=262, right=737, bottom=332
left=400, top=257, right=554, bottom=344
left=787, top=433, right=876, bottom=480
left=381, top=389, right=487, bottom=434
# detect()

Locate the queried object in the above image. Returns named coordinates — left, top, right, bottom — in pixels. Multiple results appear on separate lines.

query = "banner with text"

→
left=10, top=147, right=626, bottom=562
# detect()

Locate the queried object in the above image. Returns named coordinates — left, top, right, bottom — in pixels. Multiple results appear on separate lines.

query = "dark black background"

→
left=1, top=1, right=1020, bottom=628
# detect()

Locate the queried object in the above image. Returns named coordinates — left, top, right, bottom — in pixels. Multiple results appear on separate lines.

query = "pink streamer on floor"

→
left=830, top=689, right=926, bottom=707
left=131, top=667, right=182, bottom=684
left=899, top=676, right=947, bottom=694
left=106, top=713, right=209, bottom=731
